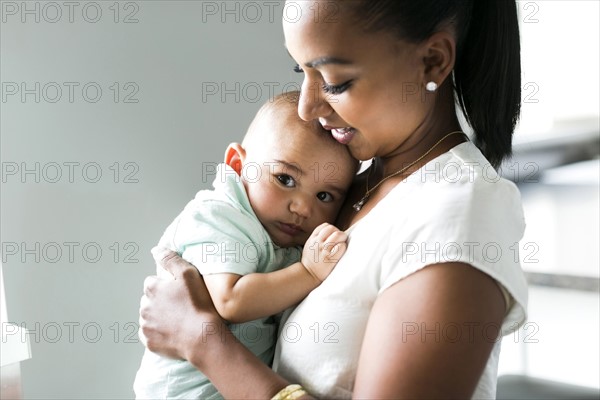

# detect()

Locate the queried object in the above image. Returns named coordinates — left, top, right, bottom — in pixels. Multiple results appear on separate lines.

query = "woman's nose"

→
left=298, top=80, right=333, bottom=122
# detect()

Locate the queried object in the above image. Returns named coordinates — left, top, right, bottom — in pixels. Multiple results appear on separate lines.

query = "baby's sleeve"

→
left=172, top=200, right=266, bottom=277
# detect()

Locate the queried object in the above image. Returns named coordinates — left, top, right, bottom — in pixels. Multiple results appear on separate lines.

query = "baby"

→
left=134, top=91, right=358, bottom=399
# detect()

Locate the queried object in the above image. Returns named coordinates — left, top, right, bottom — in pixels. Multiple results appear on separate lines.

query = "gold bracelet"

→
left=271, top=384, right=308, bottom=400
left=287, top=388, right=308, bottom=400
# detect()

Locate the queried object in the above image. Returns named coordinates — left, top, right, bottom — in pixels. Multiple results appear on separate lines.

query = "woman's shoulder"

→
left=396, top=142, right=524, bottom=227
left=414, top=141, right=519, bottom=190
left=378, top=143, right=528, bottom=332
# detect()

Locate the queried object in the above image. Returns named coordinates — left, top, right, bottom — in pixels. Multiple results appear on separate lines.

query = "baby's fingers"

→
left=311, top=222, right=345, bottom=241
left=322, top=229, right=348, bottom=245
left=324, top=241, right=347, bottom=262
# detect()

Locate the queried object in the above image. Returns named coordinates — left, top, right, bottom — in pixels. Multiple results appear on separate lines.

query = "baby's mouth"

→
left=278, top=222, right=304, bottom=236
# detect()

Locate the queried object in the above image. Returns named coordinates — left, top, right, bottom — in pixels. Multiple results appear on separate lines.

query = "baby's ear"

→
left=224, top=143, right=246, bottom=176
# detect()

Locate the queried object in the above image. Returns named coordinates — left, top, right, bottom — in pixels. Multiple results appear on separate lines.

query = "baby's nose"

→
left=289, top=194, right=312, bottom=219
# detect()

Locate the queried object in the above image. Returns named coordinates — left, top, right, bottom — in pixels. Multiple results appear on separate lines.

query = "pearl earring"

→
left=425, top=81, right=438, bottom=92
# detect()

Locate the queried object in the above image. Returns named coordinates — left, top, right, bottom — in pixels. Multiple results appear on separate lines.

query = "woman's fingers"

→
left=151, top=246, right=197, bottom=280
left=138, top=249, right=225, bottom=360
left=138, top=293, right=151, bottom=346
left=149, top=248, right=218, bottom=312
left=143, top=275, right=158, bottom=296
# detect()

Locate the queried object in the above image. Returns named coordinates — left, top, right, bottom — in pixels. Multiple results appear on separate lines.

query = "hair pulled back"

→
left=345, top=0, right=521, bottom=168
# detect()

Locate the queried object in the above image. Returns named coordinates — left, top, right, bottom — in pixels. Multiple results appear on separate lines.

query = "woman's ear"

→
left=422, top=31, right=456, bottom=89
left=224, top=143, right=246, bottom=176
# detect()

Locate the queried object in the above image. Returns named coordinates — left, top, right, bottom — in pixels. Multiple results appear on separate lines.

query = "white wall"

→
left=1, top=1, right=300, bottom=398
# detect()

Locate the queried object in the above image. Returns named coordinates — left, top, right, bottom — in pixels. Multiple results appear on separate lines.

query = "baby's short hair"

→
left=243, top=91, right=315, bottom=145
left=242, top=90, right=359, bottom=173
left=243, top=91, right=345, bottom=150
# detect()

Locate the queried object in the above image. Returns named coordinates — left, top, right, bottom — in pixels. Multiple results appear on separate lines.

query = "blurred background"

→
left=1, top=1, right=598, bottom=398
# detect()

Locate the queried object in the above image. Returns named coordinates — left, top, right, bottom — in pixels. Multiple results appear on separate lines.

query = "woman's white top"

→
left=272, top=142, right=528, bottom=399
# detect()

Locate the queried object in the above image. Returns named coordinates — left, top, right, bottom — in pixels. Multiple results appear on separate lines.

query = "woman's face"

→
left=283, top=1, right=434, bottom=161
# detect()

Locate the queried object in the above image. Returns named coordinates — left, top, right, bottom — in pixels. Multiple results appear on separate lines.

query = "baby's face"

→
left=241, top=125, right=356, bottom=248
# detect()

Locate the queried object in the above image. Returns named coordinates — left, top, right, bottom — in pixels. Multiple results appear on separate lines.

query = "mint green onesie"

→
left=134, top=163, right=301, bottom=399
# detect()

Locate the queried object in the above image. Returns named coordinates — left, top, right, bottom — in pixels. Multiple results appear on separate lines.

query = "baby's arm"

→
left=203, top=223, right=347, bottom=324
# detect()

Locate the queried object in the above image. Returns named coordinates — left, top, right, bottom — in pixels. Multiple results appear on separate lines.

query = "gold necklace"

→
left=352, top=130, right=465, bottom=212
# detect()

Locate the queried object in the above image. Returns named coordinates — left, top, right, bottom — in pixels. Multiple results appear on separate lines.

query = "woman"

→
left=139, top=1, right=528, bottom=398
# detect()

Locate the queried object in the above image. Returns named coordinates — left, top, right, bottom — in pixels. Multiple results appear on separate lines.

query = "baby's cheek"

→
left=319, top=207, right=339, bottom=224
left=249, top=182, right=278, bottom=211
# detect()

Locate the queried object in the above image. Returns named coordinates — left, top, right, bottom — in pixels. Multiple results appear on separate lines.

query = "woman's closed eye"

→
left=276, top=174, right=296, bottom=187
left=294, top=63, right=352, bottom=95
left=317, top=192, right=334, bottom=202
left=322, top=81, right=352, bottom=95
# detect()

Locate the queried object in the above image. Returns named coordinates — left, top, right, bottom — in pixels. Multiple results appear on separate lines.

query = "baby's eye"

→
left=317, top=192, right=334, bottom=202
left=277, top=174, right=296, bottom=187
left=293, top=63, right=304, bottom=73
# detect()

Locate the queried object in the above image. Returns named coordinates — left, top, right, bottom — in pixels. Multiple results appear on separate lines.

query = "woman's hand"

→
left=139, top=247, right=223, bottom=361
left=139, top=247, right=295, bottom=398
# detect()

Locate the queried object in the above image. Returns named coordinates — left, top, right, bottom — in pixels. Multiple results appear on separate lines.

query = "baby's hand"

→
left=301, top=222, right=348, bottom=283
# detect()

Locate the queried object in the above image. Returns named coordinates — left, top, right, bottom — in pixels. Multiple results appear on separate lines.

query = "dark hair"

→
left=345, top=0, right=521, bottom=168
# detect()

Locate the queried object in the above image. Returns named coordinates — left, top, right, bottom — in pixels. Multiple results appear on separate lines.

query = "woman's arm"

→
left=140, top=247, right=314, bottom=399
left=353, top=262, right=506, bottom=398
left=140, top=250, right=505, bottom=398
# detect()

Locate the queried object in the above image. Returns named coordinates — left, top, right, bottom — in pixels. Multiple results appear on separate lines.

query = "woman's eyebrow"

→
left=285, top=48, right=351, bottom=68
left=305, top=56, right=351, bottom=68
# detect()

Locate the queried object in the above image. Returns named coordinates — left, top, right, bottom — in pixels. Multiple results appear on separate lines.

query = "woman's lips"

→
left=330, top=127, right=356, bottom=145
left=321, top=123, right=356, bottom=145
